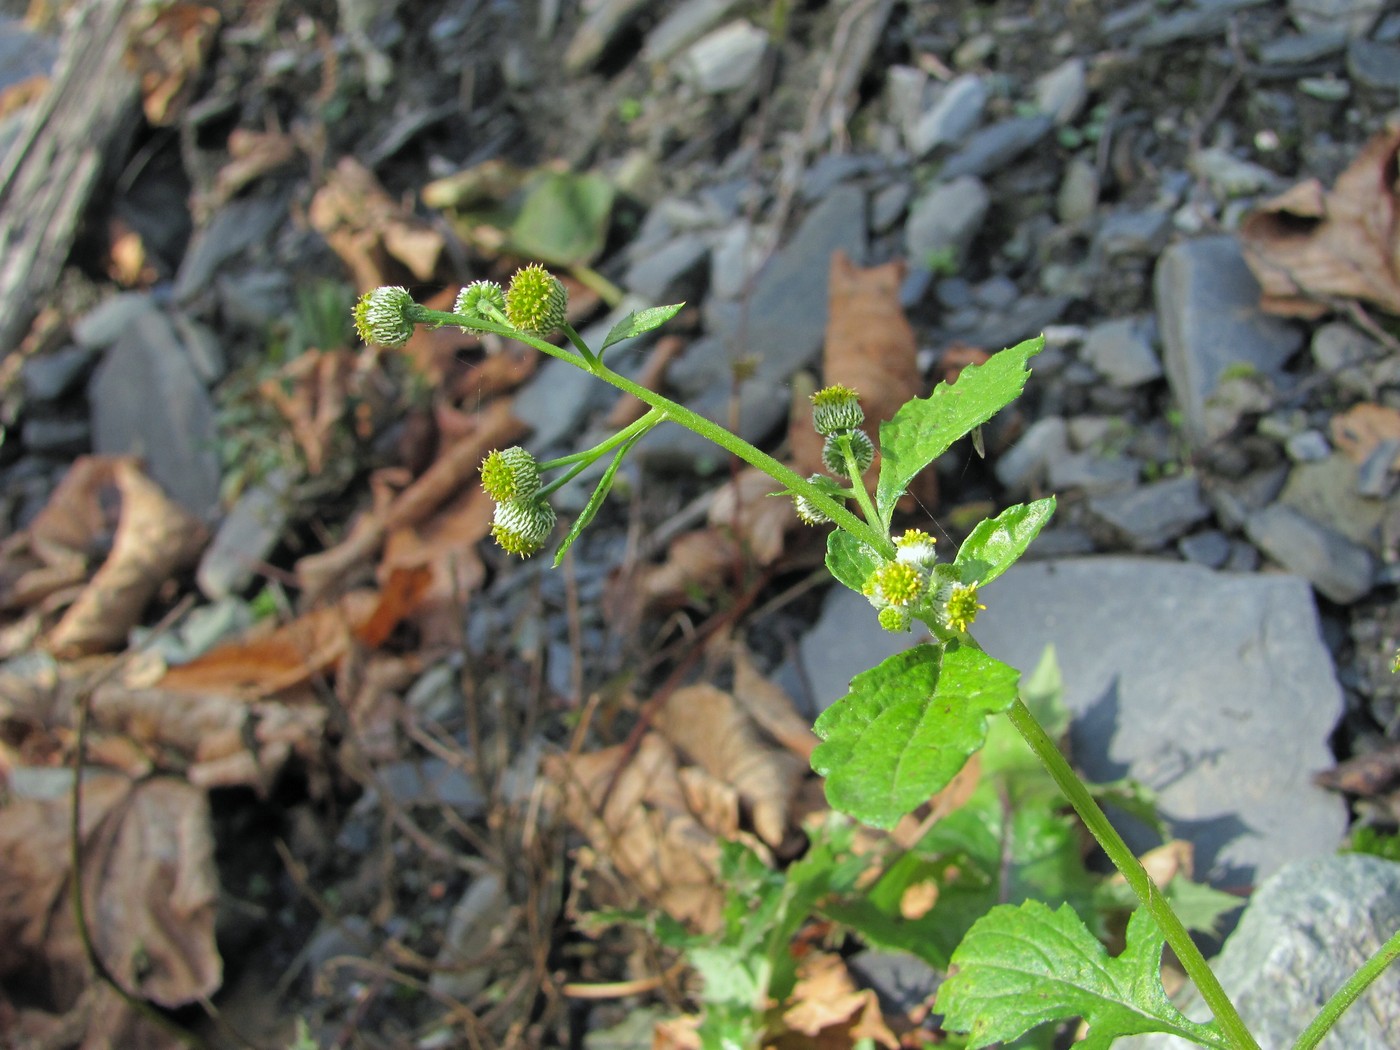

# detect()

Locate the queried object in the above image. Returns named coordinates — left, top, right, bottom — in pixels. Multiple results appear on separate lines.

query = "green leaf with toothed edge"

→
left=876, top=335, right=1044, bottom=530
left=937, top=903, right=1230, bottom=1049
left=811, top=641, right=1020, bottom=829
left=954, top=497, right=1057, bottom=587
left=598, top=303, right=685, bottom=353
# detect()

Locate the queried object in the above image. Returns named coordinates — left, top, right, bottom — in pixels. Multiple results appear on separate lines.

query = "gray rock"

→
left=1257, top=30, right=1348, bottom=64
left=1034, top=57, right=1088, bottom=125
left=676, top=19, right=768, bottom=95
left=564, top=0, right=652, bottom=72
left=514, top=347, right=611, bottom=451
left=1189, top=147, right=1281, bottom=200
left=1124, top=854, right=1400, bottom=1050
left=708, top=219, right=779, bottom=301
left=1087, top=474, right=1212, bottom=550
left=870, top=181, right=911, bottom=233
left=848, top=949, right=941, bottom=1016
left=939, top=115, right=1054, bottom=180
left=1154, top=236, right=1304, bottom=444
left=72, top=292, right=161, bottom=348
left=196, top=467, right=295, bottom=600
left=973, top=275, right=1018, bottom=310
left=367, top=757, right=485, bottom=816
left=22, top=345, right=95, bottom=403
left=1047, top=450, right=1141, bottom=493
left=1347, top=38, right=1400, bottom=91
left=1277, top=455, right=1385, bottom=550
left=1096, top=208, right=1172, bottom=258
left=1057, top=155, right=1100, bottom=226
left=1289, top=0, right=1385, bottom=37
left=431, top=873, right=506, bottom=1000
left=405, top=661, right=464, bottom=724
left=1311, top=321, right=1379, bottom=371
left=1081, top=317, right=1163, bottom=387
left=174, top=194, right=286, bottom=303
left=802, top=557, right=1347, bottom=889
left=1355, top=438, right=1400, bottom=498
left=905, top=176, right=989, bottom=269
left=21, top=416, right=89, bottom=455
left=1286, top=429, right=1332, bottom=463
left=88, top=308, right=222, bottom=519
left=908, top=74, right=988, bottom=156
left=995, top=415, right=1069, bottom=492
left=623, top=232, right=709, bottom=301
left=1177, top=529, right=1232, bottom=568
left=1133, top=3, right=1235, bottom=47
left=215, top=269, right=295, bottom=331
left=1244, top=503, right=1375, bottom=603
left=961, top=294, right=1069, bottom=352
left=642, top=0, right=744, bottom=62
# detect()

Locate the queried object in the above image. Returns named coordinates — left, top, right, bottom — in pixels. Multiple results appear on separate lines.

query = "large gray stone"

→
left=88, top=307, right=222, bottom=519
left=1244, top=503, right=1375, bottom=604
left=1125, top=854, right=1400, bottom=1049
left=1154, top=237, right=1303, bottom=445
left=798, top=558, right=1347, bottom=890
left=905, top=176, right=989, bottom=269
left=907, top=74, right=988, bottom=156
left=1085, top=473, right=1211, bottom=550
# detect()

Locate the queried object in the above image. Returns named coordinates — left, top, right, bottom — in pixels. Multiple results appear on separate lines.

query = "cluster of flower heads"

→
left=480, top=446, right=555, bottom=556
left=352, top=264, right=569, bottom=349
left=863, top=529, right=985, bottom=635
left=793, top=384, right=876, bottom=525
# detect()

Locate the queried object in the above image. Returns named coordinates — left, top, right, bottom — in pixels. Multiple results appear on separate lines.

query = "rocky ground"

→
left=3, top=0, right=1400, bottom=1046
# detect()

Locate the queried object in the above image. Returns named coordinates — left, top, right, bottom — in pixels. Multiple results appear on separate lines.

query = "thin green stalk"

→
left=1292, top=925, right=1400, bottom=1050
left=539, top=409, right=663, bottom=474
left=1004, top=698, right=1261, bottom=1050
left=841, top=439, right=881, bottom=530
left=412, top=307, right=895, bottom=556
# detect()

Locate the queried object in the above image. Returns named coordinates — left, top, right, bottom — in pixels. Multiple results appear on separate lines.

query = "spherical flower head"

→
left=454, top=280, right=507, bottom=331
left=943, top=582, right=985, bottom=633
left=505, top=264, right=568, bottom=337
left=894, top=528, right=938, bottom=570
left=490, top=496, right=556, bottom=557
left=822, top=428, right=875, bottom=476
left=863, top=560, right=925, bottom=610
left=353, top=286, right=416, bottom=348
left=480, top=446, right=540, bottom=502
left=877, top=605, right=912, bottom=633
left=810, top=385, right=865, bottom=435
left=793, top=493, right=832, bottom=525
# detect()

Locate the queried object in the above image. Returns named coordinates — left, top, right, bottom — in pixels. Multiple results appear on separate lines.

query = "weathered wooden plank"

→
left=0, top=0, right=142, bottom=357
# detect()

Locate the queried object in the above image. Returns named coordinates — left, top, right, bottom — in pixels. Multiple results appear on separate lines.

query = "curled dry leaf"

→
left=0, top=773, right=220, bottom=1015
left=308, top=157, right=446, bottom=290
left=259, top=348, right=353, bottom=476
left=1329, top=402, right=1400, bottom=466
left=547, top=734, right=726, bottom=930
left=45, top=458, right=207, bottom=659
left=606, top=528, right=740, bottom=628
left=730, top=644, right=820, bottom=762
left=654, top=682, right=804, bottom=848
left=778, top=952, right=899, bottom=1049
left=1240, top=126, right=1400, bottom=318
left=126, top=2, right=221, bottom=127
left=209, top=128, right=299, bottom=210
left=1315, top=742, right=1400, bottom=797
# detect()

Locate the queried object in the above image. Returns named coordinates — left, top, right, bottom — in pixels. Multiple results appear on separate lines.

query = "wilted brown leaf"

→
left=1240, top=126, right=1400, bottom=318
left=654, top=682, right=804, bottom=848
left=209, top=128, right=299, bottom=209
left=381, top=489, right=492, bottom=645
left=126, top=2, right=220, bottom=126
left=1315, top=742, right=1400, bottom=797
left=547, top=734, right=726, bottom=930
left=1329, top=402, right=1400, bottom=466
left=730, top=645, right=819, bottom=762
left=608, top=528, right=739, bottom=627
left=0, top=774, right=220, bottom=1016
left=260, top=348, right=352, bottom=476
left=708, top=467, right=801, bottom=567
left=46, top=459, right=207, bottom=658
left=308, top=157, right=446, bottom=291
left=777, top=953, right=898, bottom=1049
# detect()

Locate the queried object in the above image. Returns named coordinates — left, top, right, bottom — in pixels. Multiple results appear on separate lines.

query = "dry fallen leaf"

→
left=1315, top=742, right=1400, bottom=797
left=1240, top=126, right=1400, bottom=318
left=1329, top=402, right=1400, bottom=466
left=260, top=348, right=353, bottom=476
left=46, top=459, right=208, bottom=658
left=730, top=645, right=819, bottom=762
left=125, top=2, right=221, bottom=126
left=654, top=682, right=804, bottom=848
left=708, top=467, right=802, bottom=568
left=777, top=952, right=898, bottom=1049
left=0, top=774, right=221, bottom=1016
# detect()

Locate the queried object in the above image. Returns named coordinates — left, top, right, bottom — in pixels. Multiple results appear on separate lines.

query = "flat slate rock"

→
left=797, top=557, right=1347, bottom=890
left=1124, top=854, right=1400, bottom=1049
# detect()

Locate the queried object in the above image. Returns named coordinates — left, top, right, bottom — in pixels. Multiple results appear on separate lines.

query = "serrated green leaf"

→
left=598, top=303, right=685, bottom=353
left=876, top=336, right=1044, bottom=528
left=811, top=643, right=1020, bottom=828
left=826, top=528, right=883, bottom=594
left=553, top=431, right=645, bottom=566
left=1094, top=875, right=1244, bottom=940
left=937, top=903, right=1230, bottom=1049
left=954, top=497, right=1056, bottom=586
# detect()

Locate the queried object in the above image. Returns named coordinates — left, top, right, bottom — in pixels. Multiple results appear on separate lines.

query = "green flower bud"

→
left=480, top=447, right=540, bottom=502
left=505, top=263, right=568, bottom=337
left=454, top=280, right=507, bottom=331
left=821, top=428, right=875, bottom=476
left=810, top=385, right=864, bottom=435
left=877, top=605, right=913, bottom=633
left=490, top=496, right=556, bottom=557
left=353, top=286, right=417, bottom=348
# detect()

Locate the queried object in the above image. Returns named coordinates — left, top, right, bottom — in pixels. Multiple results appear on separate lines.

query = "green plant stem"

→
left=1292, top=925, right=1400, bottom=1050
left=1004, top=697, right=1261, bottom=1050
left=539, top=409, right=663, bottom=476
left=412, top=307, right=894, bottom=556
left=841, top=439, right=881, bottom=531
